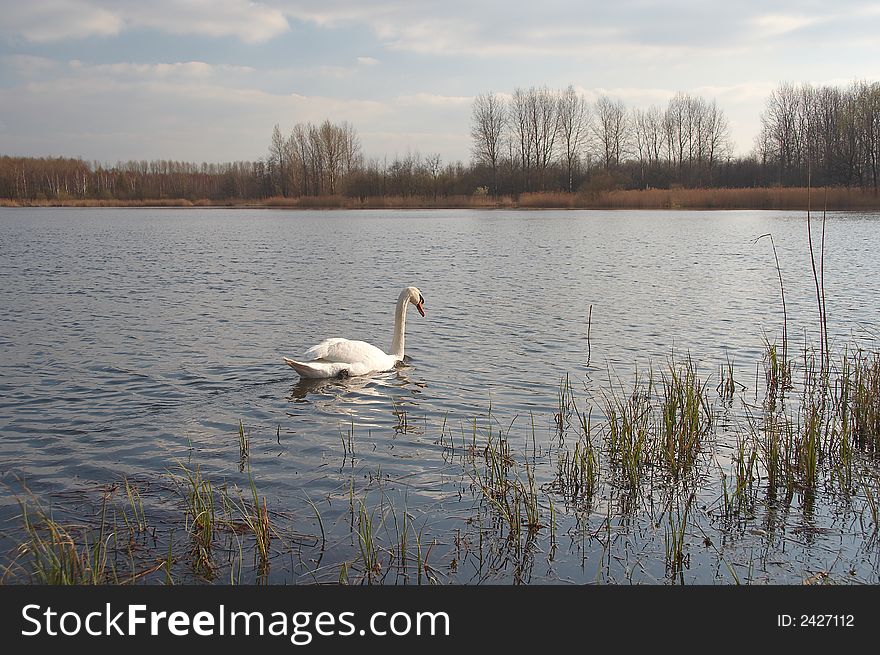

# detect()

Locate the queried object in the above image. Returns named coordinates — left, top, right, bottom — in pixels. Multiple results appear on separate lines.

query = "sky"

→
left=1, top=0, right=879, bottom=165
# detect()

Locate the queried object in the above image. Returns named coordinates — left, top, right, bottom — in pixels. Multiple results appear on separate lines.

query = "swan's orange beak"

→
left=416, top=296, right=425, bottom=317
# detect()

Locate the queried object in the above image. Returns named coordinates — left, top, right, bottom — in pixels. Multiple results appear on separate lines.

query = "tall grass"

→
left=848, top=350, right=880, bottom=453
left=657, top=356, right=713, bottom=477
left=517, top=187, right=880, bottom=210
left=9, top=499, right=115, bottom=584
left=603, top=356, right=712, bottom=484
left=9, top=186, right=879, bottom=209
left=552, top=402, right=600, bottom=503
left=604, top=371, right=653, bottom=489
left=174, top=463, right=217, bottom=576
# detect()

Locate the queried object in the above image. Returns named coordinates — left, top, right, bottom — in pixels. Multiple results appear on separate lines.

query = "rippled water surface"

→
left=2, top=208, right=880, bottom=583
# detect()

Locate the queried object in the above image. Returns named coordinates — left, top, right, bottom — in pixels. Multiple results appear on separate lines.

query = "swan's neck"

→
left=390, top=293, right=409, bottom=361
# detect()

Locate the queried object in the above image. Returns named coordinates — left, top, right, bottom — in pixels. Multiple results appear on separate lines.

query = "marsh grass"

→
left=555, top=373, right=574, bottom=439
left=234, top=471, right=273, bottom=577
left=238, top=420, right=250, bottom=471
left=340, top=420, right=356, bottom=460
left=391, top=398, right=411, bottom=434
left=174, top=463, right=217, bottom=577
left=861, top=471, right=880, bottom=532
left=475, top=438, right=542, bottom=545
left=717, top=357, right=737, bottom=403
left=720, top=435, right=759, bottom=518
left=454, top=407, right=547, bottom=559
left=355, top=498, right=380, bottom=583
left=602, top=355, right=712, bottom=486
left=8, top=498, right=115, bottom=584
left=334, top=487, right=440, bottom=585
left=10, top=186, right=880, bottom=210
left=519, top=187, right=880, bottom=210
left=551, top=401, right=599, bottom=504
left=657, top=355, right=713, bottom=478
left=665, top=493, right=694, bottom=584
left=604, top=370, right=653, bottom=490
left=763, top=340, right=792, bottom=401
left=848, top=350, right=880, bottom=453
left=121, top=476, right=147, bottom=535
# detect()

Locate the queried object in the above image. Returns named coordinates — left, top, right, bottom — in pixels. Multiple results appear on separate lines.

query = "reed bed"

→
left=602, top=356, right=712, bottom=486
left=518, top=187, right=880, bottom=210
left=6, top=186, right=878, bottom=209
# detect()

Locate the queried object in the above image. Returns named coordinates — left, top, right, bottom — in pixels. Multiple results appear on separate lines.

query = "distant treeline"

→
left=1, top=81, right=878, bottom=205
left=0, top=157, right=267, bottom=202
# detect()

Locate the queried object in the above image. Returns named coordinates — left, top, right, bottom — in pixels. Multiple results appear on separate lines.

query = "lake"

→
left=2, top=207, right=880, bottom=584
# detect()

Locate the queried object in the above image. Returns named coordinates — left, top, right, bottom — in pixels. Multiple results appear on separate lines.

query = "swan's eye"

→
left=418, top=295, right=424, bottom=305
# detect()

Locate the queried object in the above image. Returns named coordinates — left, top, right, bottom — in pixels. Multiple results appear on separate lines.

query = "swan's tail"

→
left=283, top=357, right=344, bottom=379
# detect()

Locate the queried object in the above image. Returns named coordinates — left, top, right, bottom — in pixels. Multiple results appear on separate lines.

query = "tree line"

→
left=0, top=156, right=266, bottom=202
left=756, top=82, right=880, bottom=188
left=2, top=81, right=878, bottom=203
left=471, top=86, right=734, bottom=195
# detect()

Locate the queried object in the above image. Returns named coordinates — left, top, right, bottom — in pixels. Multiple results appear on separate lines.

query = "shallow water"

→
left=2, top=207, right=879, bottom=584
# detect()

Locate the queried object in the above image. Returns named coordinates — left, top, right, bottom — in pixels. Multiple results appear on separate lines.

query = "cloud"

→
left=2, top=0, right=123, bottom=42
left=0, top=54, right=61, bottom=76
left=267, top=1, right=748, bottom=57
left=395, top=93, right=472, bottom=107
left=123, top=1, right=289, bottom=43
left=752, top=13, right=820, bottom=37
left=4, top=1, right=875, bottom=57
left=691, top=82, right=781, bottom=104
left=314, top=58, right=380, bottom=79
left=1, top=0, right=289, bottom=43
left=0, top=58, right=399, bottom=162
left=83, top=61, right=256, bottom=79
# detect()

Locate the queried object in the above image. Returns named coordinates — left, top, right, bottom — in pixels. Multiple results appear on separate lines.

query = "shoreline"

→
left=2, top=186, right=879, bottom=211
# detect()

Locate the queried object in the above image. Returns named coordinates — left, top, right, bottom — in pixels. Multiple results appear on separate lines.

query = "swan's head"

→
left=402, top=286, right=425, bottom=317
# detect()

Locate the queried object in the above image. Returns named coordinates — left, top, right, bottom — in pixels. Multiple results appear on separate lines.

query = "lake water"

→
left=2, top=207, right=880, bottom=584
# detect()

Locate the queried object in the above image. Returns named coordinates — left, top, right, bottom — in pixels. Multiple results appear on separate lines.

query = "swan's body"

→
left=284, top=286, right=425, bottom=379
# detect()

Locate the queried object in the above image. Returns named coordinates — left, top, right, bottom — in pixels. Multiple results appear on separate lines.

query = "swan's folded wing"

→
left=302, top=338, right=347, bottom=361
left=284, top=358, right=346, bottom=378
left=303, top=338, right=387, bottom=364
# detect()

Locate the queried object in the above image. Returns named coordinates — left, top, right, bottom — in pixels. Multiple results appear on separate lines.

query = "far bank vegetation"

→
left=2, top=81, right=879, bottom=209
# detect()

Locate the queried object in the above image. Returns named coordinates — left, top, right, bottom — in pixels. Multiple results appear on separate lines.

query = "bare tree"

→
left=557, top=85, right=591, bottom=191
left=593, top=96, right=629, bottom=169
left=288, top=124, right=310, bottom=195
left=509, top=88, right=534, bottom=191
left=857, top=82, right=880, bottom=191
left=269, top=124, right=287, bottom=195
left=471, top=92, right=507, bottom=196
left=527, top=86, right=560, bottom=190
left=760, top=83, right=802, bottom=184
left=701, top=99, right=731, bottom=183
left=633, top=106, right=665, bottom=187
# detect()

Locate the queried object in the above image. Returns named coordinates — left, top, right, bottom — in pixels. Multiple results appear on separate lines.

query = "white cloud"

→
left=124, top=0, right=289, bottom=43
left=691, top=82, right=780, bottom=104
left=0, top=59, right=401, bottom=162
left=752, top=14, right=820, bottom=37
left=1, top=0, right=288, bottom=43
left=3, top=0, right=123, bottom=42
left=0, top=54, right=60, bottom=75
left=395, top=93, right=472, bottom=107
left=83, top=61, right=256, bottom=79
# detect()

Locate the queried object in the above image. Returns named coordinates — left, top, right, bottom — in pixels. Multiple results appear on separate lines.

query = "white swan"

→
left=283, top=286, right=425, bottom=379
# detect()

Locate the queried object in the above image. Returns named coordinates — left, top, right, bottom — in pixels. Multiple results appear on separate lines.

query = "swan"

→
left=283, top=286, right=425, bottom=379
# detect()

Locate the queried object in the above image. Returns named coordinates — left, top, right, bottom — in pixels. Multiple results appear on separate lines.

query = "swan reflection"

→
left=286, top=367, right=425, bottom=431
